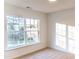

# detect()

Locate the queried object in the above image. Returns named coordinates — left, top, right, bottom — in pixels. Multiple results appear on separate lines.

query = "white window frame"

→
left=55, top=23, right=75, bottom=53
left=5, top=16, right=40, bottom=50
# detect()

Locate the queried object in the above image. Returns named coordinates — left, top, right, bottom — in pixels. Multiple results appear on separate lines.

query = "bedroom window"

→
left=56, top=23, right=75, bottom=53
left=56, top=23, right=66, bottom=49
left=6, top=16, right=40, bottom=49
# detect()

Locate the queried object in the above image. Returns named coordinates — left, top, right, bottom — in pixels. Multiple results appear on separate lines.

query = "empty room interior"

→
left=4, top=0, right=75, bottom=59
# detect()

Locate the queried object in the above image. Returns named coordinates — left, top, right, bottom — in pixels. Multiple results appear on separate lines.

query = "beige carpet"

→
left=15, top=48, right=75, bottom=59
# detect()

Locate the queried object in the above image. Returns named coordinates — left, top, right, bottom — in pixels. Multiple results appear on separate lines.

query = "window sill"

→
left=5, top=41, right=40, bottom=51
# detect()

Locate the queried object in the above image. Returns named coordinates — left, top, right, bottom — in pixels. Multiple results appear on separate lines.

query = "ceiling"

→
left=5, top=0, right=75, bottom=13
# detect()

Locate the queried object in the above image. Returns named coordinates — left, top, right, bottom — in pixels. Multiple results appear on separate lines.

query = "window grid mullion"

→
left=24, top=18, right=26, bottom=44
left=30, top=18, right=31, bottom=41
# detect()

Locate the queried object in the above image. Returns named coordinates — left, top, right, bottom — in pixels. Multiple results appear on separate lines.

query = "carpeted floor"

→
left=15, top=48, right=75, bottom=59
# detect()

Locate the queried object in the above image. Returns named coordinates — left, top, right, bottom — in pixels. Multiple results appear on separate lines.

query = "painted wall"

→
left=48, top=9, right=75, bottom=53
left=4, top=4, right=48, bottom=59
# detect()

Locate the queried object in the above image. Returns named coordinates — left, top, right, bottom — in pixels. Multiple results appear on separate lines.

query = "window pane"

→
left=31, top=19, right=34, bottom=25
left=68, top=26, right=75, bottom=53
left=8, top=31, right=19, bottom=47
left=30, top=25, right=38, bottom=31
left=18, top=31, right=25, bottom=45
left=56, top=23, right=66, bottom=49
left=8, top=31, right=25, bottom=47
left=35, top=25, right=38, bottom=30
left=26, top=18, right=30, bottom=24
left=7, top=16, right=25, bottom=48
left=26, top=19, right=40, bottom=31
left=19, top=18, right=24, bottom=25
left=56, top=35, right=66, bottom=49
left=7, top=23, right=14, bottom=31
left=26, top=25, right=31, bottom=31
left=19, top=25, right=24, bottom=31
left=56, top=39, right=66, bottom=49
left=56, top=23, right=66, bottom=36
left=26, top=31, right=39, bottom=45
left=14, top=25, right=19, bottom=31
left=68, top=39, right=75, bottom=53
left=31, top=31, right=39, bottom=42
left=7, top=16, right=14, bottom=23
left=13, top=17, right=19, bottom=24
left=26, top=31, right=31, bottom=44
left=68, top=26, right=75, bottom=39
left=35, top=20, right=38, bottom=24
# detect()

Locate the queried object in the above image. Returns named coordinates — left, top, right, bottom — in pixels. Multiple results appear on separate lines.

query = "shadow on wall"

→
left=55, top=22, right=75, bottom=54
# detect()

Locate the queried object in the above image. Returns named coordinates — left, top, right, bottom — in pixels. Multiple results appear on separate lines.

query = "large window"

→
left=6, top=16, right=40, bottom=49
left=56, top=23, right=66, bottom=49
left=56, top=23, right=75, bottom=53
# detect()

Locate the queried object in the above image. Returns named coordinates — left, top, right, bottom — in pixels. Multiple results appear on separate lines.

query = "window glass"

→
left=6, top=16, right=40, bottom=48
left=56, top=23, right=66, bottom=49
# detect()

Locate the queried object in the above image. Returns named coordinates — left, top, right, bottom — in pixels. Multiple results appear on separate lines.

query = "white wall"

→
left=4, top=4, right=48, bottom=59
left=48, top=9, right=75, bottom=52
